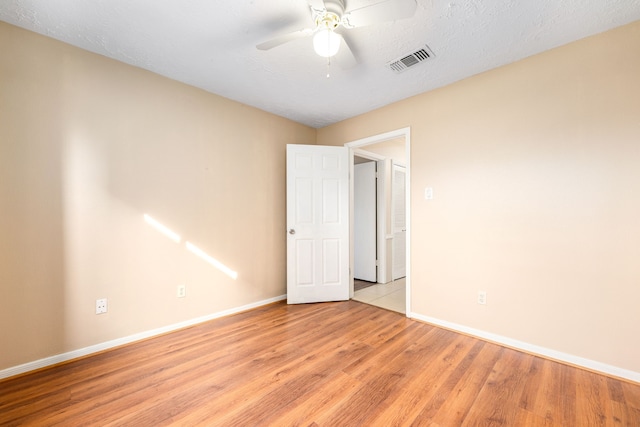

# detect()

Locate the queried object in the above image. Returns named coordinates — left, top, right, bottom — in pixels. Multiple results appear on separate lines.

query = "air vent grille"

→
left=387, top=45, right=434, bottom=74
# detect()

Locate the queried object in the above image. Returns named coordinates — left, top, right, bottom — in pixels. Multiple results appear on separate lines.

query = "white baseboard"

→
left=0, top=295, right=286, bottom=381
left=410, top=312, right=640, bottom=384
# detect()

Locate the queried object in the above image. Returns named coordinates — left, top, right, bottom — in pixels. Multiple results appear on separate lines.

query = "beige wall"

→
left=0, top=22, right=315, bottom=370
left=319, top=21, right=640, bottom=374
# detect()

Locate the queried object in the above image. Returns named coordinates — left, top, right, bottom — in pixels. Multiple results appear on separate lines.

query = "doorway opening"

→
left=346, top=128, right=410, bottom=316
left=353, top=156, right=378, bottom=285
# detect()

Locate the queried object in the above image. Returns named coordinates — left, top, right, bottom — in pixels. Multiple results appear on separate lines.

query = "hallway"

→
left=353, top=278, right=406, bottom=314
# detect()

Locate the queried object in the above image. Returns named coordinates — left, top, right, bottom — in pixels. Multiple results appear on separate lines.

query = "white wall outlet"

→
left=177, top=284, right=186, bottom=298
left=477, top=291, right=487, bottom=305
left=96, top=298, right=108, bottom=314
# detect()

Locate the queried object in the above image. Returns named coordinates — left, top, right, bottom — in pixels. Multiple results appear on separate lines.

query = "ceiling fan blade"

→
left=334, top=34, right=357, bottom=69
left=256, top=29, right=313, bottom=50
left=342, top=0, right=417, bottom=28
left=306, top=0, right=326, bottom=13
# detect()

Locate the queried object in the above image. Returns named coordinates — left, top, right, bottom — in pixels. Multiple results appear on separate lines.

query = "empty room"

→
left=1, top=1, right=640, bottom=425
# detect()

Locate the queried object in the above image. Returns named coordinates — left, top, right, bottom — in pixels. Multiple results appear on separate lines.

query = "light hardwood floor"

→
left=1, top=300, right=639, bottom=426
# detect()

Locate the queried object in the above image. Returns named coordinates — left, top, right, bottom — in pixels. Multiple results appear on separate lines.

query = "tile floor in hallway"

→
left=353, top=277, right=406, bottom=314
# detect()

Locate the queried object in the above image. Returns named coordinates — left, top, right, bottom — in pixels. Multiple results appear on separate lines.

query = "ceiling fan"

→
left=256, top=0, right=418, bottom=69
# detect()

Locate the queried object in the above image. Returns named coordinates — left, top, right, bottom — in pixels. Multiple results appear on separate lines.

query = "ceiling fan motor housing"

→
left=314, top=0, right=345, bottom=30
left=316, top=13, right=341, bottom=30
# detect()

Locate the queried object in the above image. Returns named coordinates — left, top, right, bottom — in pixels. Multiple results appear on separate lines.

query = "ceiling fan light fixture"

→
left=313, top=28, right=341, bottom=57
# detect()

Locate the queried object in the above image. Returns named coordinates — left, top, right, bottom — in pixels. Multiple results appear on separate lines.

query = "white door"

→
left=392, top=164, right=406, bottom=280
left=354, top=161, right=377, bottom=282
left=286, top=144, right=350, bottom=304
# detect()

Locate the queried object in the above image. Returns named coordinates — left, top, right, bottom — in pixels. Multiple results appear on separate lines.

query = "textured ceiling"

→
left=2, top=1, right=639, bottom=128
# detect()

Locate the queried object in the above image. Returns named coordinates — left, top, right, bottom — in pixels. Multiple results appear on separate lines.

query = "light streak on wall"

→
left=143, top=214, right=181, bottom=243
left=186, top=242, right=238, bottom=280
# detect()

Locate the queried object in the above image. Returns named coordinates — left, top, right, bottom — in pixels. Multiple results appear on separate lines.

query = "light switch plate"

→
left=177, top=284, right=186, bottom=298
left=425, top=187, right=433, bottom=200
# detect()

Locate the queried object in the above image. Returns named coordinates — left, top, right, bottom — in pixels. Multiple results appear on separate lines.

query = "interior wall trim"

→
left=410, top=312, right=640, bottom=384
left=0, top=295, right=287, bottom=381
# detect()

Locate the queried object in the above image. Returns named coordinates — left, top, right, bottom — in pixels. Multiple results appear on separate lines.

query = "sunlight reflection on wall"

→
left=185, top=242, right=238, bottom=280
left=143, top=214, right=238, bottom=280
left=143, top=214, right=181, bottom=243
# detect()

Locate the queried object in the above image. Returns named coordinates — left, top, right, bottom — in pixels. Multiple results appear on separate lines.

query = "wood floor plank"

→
left=539, top=360, right=566, bottom=424
left=372, top=333, right=473, bottom=426
left=428, top=343, right=505, bottom=426
left=518, top=356, right=545, bottom=413
left=575, top=368, right=614, bottom=426
left=193, top=337, right=372, bottom=425
left=336, top=327, right=460, bottom=426
left=406, top=339, right=488, bottom=425
left=621, top=380, right=640, bottom=410
left=461, top=347, right=532, bottom=426
left=548, top=358, right=576, bottom=426
left=264, top=371, right=363, bottom=426
left=341, top=320, right=424, bottom=381
left=1, top=300, right=639, bottom=426
left=513, top=408, right=558, bottom=426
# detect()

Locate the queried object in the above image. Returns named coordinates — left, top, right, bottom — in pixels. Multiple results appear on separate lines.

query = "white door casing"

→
left=392, top=164, right=407, bottom=280
left=346, top=127, right=411, bottom=316
left=286, top=144, right=350, bottom=304
left=354, top=161, right=377, bottom=282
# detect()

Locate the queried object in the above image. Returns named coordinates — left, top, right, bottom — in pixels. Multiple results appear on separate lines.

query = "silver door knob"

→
left=288, top=229, right=296, bottom=235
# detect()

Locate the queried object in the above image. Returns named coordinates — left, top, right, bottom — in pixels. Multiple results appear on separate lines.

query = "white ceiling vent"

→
left=387, top=45, right=434, bottom=74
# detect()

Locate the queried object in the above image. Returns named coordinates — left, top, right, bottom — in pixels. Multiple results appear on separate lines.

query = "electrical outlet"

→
left=96, top=298, right=108, bottom=314
left=177, top=284, right=186, bottom=298
left=477, top=291, right=487, bottom=305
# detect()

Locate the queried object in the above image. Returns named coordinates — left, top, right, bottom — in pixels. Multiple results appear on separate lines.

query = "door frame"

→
left=353, top=159, right=378, bottom=283
left=391, top=163, right=407, bottom=281
left=353, top=149, right=387, bottom=285
left=346, top=127, right=411, bottom=317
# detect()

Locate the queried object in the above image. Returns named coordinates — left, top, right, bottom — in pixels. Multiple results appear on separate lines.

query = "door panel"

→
left=295, top=239, right=314, bottom=286
left=287, top=144, right=349, bottom=304
left=296, top=179, right=313, bottom=223
left=322, top=239, right=341, bottom=284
